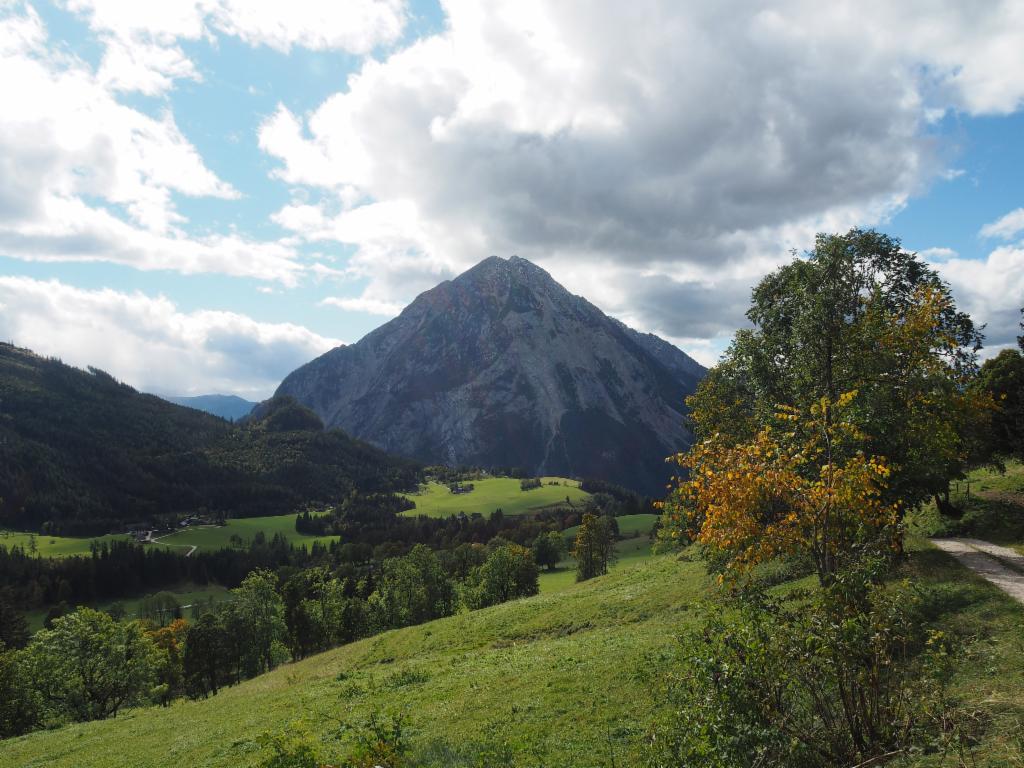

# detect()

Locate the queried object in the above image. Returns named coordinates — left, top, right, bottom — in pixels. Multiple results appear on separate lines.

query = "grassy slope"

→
left=154, top=515, right=341, bottom=553
left=4, top=539, right=1021, bottom=768
left=911, top=459, right=1024, bottom=552
left=537, top=514, right=661, bottom=593
left=400, top=477, right=589, bottom=519
left=0, top=513, right=341, bottom=560
left=0, top=530, right=130, bottom=557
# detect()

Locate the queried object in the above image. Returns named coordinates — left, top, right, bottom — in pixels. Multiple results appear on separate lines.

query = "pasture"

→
left=153, top=514, right=341, bottom=553
left=400, top=476, right=589, bottom=519
left=0, top=530, right=130, bottom=557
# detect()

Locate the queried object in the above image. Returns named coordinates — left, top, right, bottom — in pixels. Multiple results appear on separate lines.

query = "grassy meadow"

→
left=400, top=477, right=589, bottom=519
left=2, top=537, right=1022, bottom=768
left=0, top=530, right=130, bottom=557
left=536, top=512, right=661, bottom=592
left=153, top=514, right=341, bottom=554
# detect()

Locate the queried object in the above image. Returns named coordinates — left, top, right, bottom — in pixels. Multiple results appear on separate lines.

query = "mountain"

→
left=275, top=256, right=705, bottom=495
left=163, top=394, right=257, bottom=421
left=0, top=344, right=418, bottom=536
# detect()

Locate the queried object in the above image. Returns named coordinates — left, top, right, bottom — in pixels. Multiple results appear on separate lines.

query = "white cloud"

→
left=0, top=276, right=340, bottom=397
left=209, top=0, right=406, bottom=55
left=63, top=0, right=408, bottom=90
left=933, top=244, right=1024, bottom=350
left=320, top=295, right=403, bottom=317
left=980, top=208, right=1024, bottom=240
left=0, top=3, right=305, bottom=284
left=259, top=0, right=1024, bottom=344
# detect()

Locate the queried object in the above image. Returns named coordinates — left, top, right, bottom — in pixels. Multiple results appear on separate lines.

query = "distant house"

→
left=448, top=482, right=475, bottom=495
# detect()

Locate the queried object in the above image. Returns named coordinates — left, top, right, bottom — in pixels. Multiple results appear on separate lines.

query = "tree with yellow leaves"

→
left=665, top=390, right=900, bottom=584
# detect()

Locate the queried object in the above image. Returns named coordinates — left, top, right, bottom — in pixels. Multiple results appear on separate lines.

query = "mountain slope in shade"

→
left=164, top=394, right=257, bottom=421
left=0, top=344, right=417, bottom=535
left=275, top=256, right=705, bottom=495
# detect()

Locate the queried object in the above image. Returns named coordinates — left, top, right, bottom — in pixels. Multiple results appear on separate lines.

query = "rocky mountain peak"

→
left=274, top=255, right=705, bottom=495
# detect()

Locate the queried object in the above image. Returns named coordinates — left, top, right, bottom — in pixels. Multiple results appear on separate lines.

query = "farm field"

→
left=152, top=514, right=341, bottom=553
left=0, top=530, right=130, bottom=558
left=400, top=476, right=590, bottom=519
left=4, top=538, right=1022, bottom=767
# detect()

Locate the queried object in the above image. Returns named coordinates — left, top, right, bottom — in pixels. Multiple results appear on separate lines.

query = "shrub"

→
left=648, top=562, right=974, bottom=768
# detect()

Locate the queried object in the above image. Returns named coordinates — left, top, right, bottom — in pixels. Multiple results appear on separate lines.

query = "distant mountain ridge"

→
left=0, top=344, right=417, bottom=535
left=164, top=394, right=257, bottom=421
left=275, top=256, right=705, bottom=494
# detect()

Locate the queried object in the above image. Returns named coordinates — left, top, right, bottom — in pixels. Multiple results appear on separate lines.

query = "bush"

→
left=648, top=562, right=974, bottom=768
left=463, top=544, right=539, bottom=610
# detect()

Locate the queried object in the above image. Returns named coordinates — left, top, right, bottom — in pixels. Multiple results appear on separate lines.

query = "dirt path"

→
left=930, top=538, right=1024, bottom=605
left=144, top=530, right=197, bottom=557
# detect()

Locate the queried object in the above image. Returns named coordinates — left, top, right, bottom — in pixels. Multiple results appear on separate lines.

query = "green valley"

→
left=2, top=540, right=1021, bottom=767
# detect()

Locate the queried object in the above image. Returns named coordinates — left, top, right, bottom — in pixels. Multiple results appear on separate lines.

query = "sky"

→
left=0, top=0, right=1022, bottom=399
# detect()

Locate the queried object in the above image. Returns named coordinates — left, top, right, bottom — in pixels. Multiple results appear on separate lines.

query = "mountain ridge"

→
left=275, top=255, right=704, bottom=494
left=163, top=393, right=257, bottom=421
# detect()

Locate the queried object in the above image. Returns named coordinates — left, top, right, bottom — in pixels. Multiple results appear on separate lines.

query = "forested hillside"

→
left=0, top=345, right=419, bottom=535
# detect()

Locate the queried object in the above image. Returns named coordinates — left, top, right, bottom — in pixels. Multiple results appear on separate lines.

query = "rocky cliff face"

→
left=275, top=256, right=704, bottom=495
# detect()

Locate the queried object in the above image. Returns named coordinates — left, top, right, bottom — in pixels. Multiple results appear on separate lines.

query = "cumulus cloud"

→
left=260, top=0, right=1024, bottom=348
left=0, top=276, right=340, bottom=397
left=936, top=245, right=1024, bottom=352
left=64, top=0, right=408, bottom=87
left=0, top=3, right=305, bottom=284
left=980, top=208, right=1024, bottom=241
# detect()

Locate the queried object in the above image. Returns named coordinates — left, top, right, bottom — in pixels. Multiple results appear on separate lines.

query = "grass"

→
left=147, top=515, right=341, bottom=554
left=910, top=459, right=1024, bottom=551
left=0, top=530, right=130, bottom=558
left=3, top=539, right=1021, bottom=767
left=24, top=584, right=232, bottom=633
left=400, top=477, right=589, bottom=519
left=536, top=513, right=660, bottom=593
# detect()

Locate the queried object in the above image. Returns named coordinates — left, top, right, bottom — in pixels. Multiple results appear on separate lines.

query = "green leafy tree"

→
left=183, top=612, right=225, bottom=697
left=232, top=569, right=287, bottom=675
left=0, top=644, right=39, bottom=738
left=688, top=229, right=987, bottom=516
left=530, top=530, right=566, bottom=571
left=975, top=347, right=1024, bottom=460
left=573, top=514, right=616, bottom=581
left=23, top=608, right=159, bottom=722
left=368, top=545, right=455, bottom=630
left=140, top=591, right=181, bottom=626
left=464, top=543, right=540, bottom=609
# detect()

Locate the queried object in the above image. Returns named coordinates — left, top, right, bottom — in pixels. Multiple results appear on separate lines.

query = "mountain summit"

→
left=275, top=256, right=704, bottom=494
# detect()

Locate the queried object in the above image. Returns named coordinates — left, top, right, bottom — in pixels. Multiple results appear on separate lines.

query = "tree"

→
left=368, top=545, right=455, bottom=630
left=573, top=514, right=616, bottom=581
left=183, top=611, right=225, bottom=697
left=140, top=591, right=181, bottom=626
left=464, top=543, right=539, bottom=609
left=0, top=644, right=39, bottom=738
left=666, top=392, right=900, bottom=585
left=232, top=569, right=286, bottom=675
left=23, top=608, right=159, bottom=722
left=688, top=229, right=987, bottom=516
left=530, top=531, right=566, bottom=571
left=144, top=618, right=188, bottom=705
left=976, top=347, right=1024, bottom=460
left=0, top=587, right=29, bottom=649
